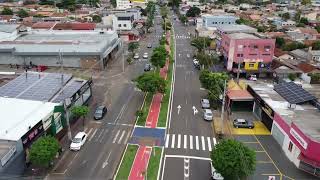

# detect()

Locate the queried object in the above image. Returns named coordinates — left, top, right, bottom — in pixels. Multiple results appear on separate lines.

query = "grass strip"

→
left=115, top=144, right=139, bottom=180
left=157, top=31, right=175, bottom=127
left=136, top=92, right=153, bottom=126
left=146, top=147, right=162, bottom=180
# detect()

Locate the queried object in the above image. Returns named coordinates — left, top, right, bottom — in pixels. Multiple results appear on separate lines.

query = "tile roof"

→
left=297, top=62, right=317, bottom=73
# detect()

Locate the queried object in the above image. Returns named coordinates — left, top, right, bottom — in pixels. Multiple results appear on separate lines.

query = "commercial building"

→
left=0, top=29, right=121, bottom=69
left=0, top=72, right=92, bottom=176
left=201, top=14, right=238, bottom=28
left=221, top=32, right=275, bottom=76
left=116, top=0, right=132, bottom=9
left=247, top=81, right=320, bottom=177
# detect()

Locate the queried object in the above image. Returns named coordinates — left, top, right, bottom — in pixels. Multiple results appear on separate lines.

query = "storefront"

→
left=248, top=85, right=274, bottom=131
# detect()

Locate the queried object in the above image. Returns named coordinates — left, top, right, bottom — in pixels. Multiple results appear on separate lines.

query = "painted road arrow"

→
left=192, top=106, right=198, bottom=115
left=177, top=105, right=181, bottom=115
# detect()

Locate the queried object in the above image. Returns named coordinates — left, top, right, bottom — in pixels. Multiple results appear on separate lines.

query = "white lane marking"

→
left=118, top=130, right=126, bottom=144
left=89, top=129, right=98, bottom=141
left=96, top=129, right=105, bottom=142
left=124, top=131, right=131, bottom=144
left=112, top=130, right=121, bottom=143
left=171, top=134, right=175, bottom=148
left=195, top=136, right=199, bottom=150
left=100, top=129, right=109, bottom=143
left=177, top=134, right=181, bottom=148
left=207, top=137, right=212, bottom=151
left=184, top=135, right=187, bottom=149
left=190, top=135, right=193, bottom=150
left=102, top=151, right=112, bottom=169
left=165, top=134, right=170, bottom=148
left=86, top=128, right=93, bottom=136
left=201, top=136, right=206, bottom=151
left=213, top=137, right=217, bottom=146
left=165, top=154, right=211, bottom=161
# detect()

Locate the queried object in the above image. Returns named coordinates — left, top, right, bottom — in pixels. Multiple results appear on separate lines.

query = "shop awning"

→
left=227, top=90, right=254, bottom=101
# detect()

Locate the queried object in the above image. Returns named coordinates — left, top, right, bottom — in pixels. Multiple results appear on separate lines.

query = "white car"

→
left=248, top=74, right=257, bottom=81
left=143, top=52, right=148, bottom=59
left=204, top=109, right=213, bottom=121
left=70, top=132, right=87, bottom=151
left=133, top=53, right=139, bottom=60
left=201, top=99, right=210, bottom=109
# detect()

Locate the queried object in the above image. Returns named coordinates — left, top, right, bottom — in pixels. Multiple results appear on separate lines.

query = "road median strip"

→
left=115, top=144, right=139, bottom=180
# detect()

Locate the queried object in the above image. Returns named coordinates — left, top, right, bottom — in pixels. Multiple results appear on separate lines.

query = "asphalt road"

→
left=160, top=12, right=214, bottom=180
left=47, top=11, right=163, bottom=180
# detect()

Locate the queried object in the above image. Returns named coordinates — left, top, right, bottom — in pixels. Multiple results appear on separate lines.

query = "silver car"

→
left=204, top=109, right=213, bottom=121
left=133, top=53, right=139, bottom=60
left=201, top=99, right=210, bottom=109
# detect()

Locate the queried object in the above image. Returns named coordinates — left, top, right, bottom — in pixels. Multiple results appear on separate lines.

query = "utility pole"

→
left=220, top=80, right=227, bottom=135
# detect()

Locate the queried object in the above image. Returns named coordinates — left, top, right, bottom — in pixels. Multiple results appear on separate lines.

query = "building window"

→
left=249, top=63, right=255, bottom=67
left=124, top=24, right=127, bottom=27
left=238, top=45, right=244, bottom=51
left=118, top=24, right=121, bottom=27
left=262, top=54, right=270, bottom=56
left=237, top=54, right=243, bottom=57
left=249, top=54, right=257, bottom=56
left=253, top=45, right=258, bottom=49
left=288, top=141, right=293, bottom=152
left=264, top=45, right=271, bottom=52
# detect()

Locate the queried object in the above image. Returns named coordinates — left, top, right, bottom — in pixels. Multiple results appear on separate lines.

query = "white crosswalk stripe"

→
left=165, top=134, right=217, bottom=152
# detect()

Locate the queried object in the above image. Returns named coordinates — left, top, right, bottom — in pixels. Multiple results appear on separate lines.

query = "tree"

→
left=316, top=26, right=320, bottom=33
left=17, top=9, right=29, bottom=18
left=62, top=0, right=76, bottom=11
left=135, top=72, right=166, bottom=94
left=92, top=15, right=102, bottom=23
left=162, top=20, right=172, bottom=31
left=300, top=17, right=309, bottom=25
left=199, top=70, right=228, bottom=104
left=128, top=42, right=139, bottom=56
left=186, top=6, right=201, bottom=17
left=179, top=15, right=188, bottom=24
left=196, top=53, right=219, bottom=69
left=288, top=73, right=297, bottom=81
left=111, top=0, right=116, bottom=7
left=275, top=37, right=285, bottom=48
left=169, top=0, right=181, bottom=7
left=301, top=0, right=311, bottom=5
left=191, top=37, right=211, bottom=52
left=294, top=11, right=301, bottom=22
left=211, top=139, right=256, bottom=180
left=312, top=41, right=320, bottom=50
left=160, top=6, right=168, bottom=19
left=29, top=136, right=60, bottom=167
left=282, top=42, right=306, bottom=51
left=1, top=7, right=13, bottom=15
left=282, top=12, right=290, bottom=20
left=71, top=105, right=89, bottom=128
left=150, top=46, right=167, bottom=68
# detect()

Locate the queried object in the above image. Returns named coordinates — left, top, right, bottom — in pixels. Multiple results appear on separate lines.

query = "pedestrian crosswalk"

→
left=85, top=127, right=131, bottom=145
left=165, top=134, right=217, bottom=151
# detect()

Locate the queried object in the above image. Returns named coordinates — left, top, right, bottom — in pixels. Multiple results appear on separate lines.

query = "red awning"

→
left=227, top=90, right=254, bottom=101
left=299, top=153, right=320, bottom=168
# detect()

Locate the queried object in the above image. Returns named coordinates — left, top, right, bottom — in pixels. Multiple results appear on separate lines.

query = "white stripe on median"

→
left=177, top=134, right=181, bottom=148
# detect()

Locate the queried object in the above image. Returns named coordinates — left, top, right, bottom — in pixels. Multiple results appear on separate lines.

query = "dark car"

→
left=233, top=119, right=254, bottom=129
left=144, top=63, right=152, bottom=71
left=94, top=106, right=107, bottom=120
left=147, top=43, right=152, bottom=48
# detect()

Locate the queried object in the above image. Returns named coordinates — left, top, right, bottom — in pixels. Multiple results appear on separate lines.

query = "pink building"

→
left=221, top=32, right=275, bottom=75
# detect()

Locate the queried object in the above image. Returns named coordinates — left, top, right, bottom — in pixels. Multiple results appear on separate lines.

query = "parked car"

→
left=203, top=109, right=213, bottom=121
left=70, top=132, right=87, bottom=151
left=133, top=53, right=139, bottom=60
left=143, top=52, right=148, bottom=59
left=201, top=99, right=210, bottom=109
left=147, top=43, right=152, bottom=48
left=193, top=59, right=200, bottom=70
left=233, top=119, right=254, bottom=129
left=94, top=105, right=107, bottom=120
left=248, top=74, right=257, bottom=81
left=144, top=63, right=152, bottom=71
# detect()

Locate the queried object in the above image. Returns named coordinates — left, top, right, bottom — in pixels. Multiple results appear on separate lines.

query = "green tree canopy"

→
left=186, top=6, right=201, bottom=17
left=199, top=70, right=228, bottom=103
left=111, top=0, right=116, bottom=7
left=92, top=15, right=102, bottom=23
left=1, top=7, right=13, bottom=15
left=71, top=105, right=89, bottom=118
left=128, top=42, right=139, bottom=55
left=17, top=9, right=29, bottom=18
left=312, top=41, right=320, bottom=50
left=301, top=0, right=311, bottom=5
left=162, top=20, right=172, bottom=31
left=169, top=0, right=181, bottom=7
left=150, top=46, right=167, bottom=68
left=294, top=11, right=301, bottom=22
left=282, top=12, right=290, bottom=20
left=275, top=37, right=285, bottom=48
left=316, top=26, right=320, bottom=33
left=191, top=37, right=211, bottom=52
left=135, top=72, right=166, bottom=94
left=179, top=15, right=188, bottom=24
left=29, top=136, right=60, bottom=167
left=196, top=53, right=219, bottom=69
left=211, top=139, right=256, bottom=180
left=160, top=6, right=168, bottom=19
left=62, top=0, right=76, bottom=11
left=300, top=17, right=309, bottom=25
left=282, top=42, right=306, bottom=51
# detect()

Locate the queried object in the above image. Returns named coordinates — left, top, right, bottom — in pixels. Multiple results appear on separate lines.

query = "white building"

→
left=113, top=13, right=134, bottom=31
left=116, top=0, right=132, bottom=9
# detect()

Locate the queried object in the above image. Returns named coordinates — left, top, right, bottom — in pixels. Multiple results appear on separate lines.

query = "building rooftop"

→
left=228, top=32, right=259, bottom=39
left=0, top=97, right=58, bottom=141
left=247, top=80, right=320, bottom=142
left=0, top=30, right=119, bottom=55
left=0, top=24, right=19, bottom=33
left=217, top=24, right=257, bottom=34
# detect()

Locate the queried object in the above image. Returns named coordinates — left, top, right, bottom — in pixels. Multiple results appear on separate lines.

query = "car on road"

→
left=143, top=52, right=148, bottom=59
left=147, top=43, right=152, bottom=48
left=94, top=105, right=107, bottom=120
left=193, top=59, right=200, bottom=70
left=233, top=118, right=254, bottom=129
left=70, top=132, right=87, bottom=151
left=133, top=53, right=139, bottom=60
left=203, top=109, right=213, bottom=121
left=248, top=74, right=257, bottom=81
left=201, top=99, right=210, bottom=109
left=144, top=63, right=152, bottom=71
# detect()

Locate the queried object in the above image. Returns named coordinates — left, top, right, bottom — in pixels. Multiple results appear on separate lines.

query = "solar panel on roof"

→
left=274, top=82, right=317, bottom=104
